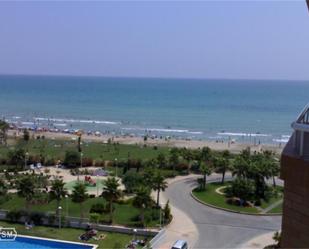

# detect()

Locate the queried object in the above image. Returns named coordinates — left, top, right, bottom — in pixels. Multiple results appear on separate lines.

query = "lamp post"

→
left=114, top=158, right=118, bottom=178
left=58, top=206, right=62, bottom=229
left=78, top=152, right=83, bottom=182
left=24, top=152, right=29, bottom=171
left=65, top=195, right=69, bottom=217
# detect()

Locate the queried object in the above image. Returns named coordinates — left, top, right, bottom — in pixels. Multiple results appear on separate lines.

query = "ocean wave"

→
left=273, top=138, right=289, bottom=143
left=122, top=127, right=203, bottom=134
left=217, top=132, right=270, bottom=137
left=35, top=117, right=119, bottom=125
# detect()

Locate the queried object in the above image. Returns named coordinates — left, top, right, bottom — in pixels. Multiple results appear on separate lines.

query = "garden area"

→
left=193, top=149, right=282, bottom=214
left=193, top=182, right=283, bottom=214
left=0, top=220, right=148, bottom=249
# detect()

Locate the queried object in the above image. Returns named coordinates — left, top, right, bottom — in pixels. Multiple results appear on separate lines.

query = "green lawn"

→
left=0, top=194, right=161, bottom=227
left=0, top=220, right=147, bottom=249
left=0, top=138, right=170, bottom=162
left=267, top=202, right=283, bottom=214
left=192, top=182, right=283, bottom=214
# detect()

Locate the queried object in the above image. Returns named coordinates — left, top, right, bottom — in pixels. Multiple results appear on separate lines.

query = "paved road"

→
left=161, top=175, right=282, bottom=249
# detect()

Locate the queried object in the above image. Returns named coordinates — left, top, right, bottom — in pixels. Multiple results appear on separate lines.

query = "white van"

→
left=171, top=240, right=188, bottom=249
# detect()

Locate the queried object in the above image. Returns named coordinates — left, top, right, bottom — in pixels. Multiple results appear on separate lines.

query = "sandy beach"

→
left=8, top=129, right=284, bottom=155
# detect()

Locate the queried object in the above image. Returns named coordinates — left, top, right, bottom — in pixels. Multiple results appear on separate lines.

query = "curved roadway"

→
left=160, top=175, right=282, bottom=248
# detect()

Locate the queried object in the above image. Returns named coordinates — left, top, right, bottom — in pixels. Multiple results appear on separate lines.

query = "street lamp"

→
left=132, top=228, right=137, bottom=241
left=24, top=152, right=29, bottom=171
left=58, top=206, right=62, bottom=229
left=78, top=152, right=83, bottom=181
left=114, top=158, right=118, bottom=178
left=65, top=195, right=69, bottom=217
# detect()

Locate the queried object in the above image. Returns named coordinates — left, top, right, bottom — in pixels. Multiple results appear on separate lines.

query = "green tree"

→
left=0, top=178, right=8, bottom=202
left=199, top=161, right=212, bottom=189
left=102, top=177, right=122, bottom=223
left=232, top=155, right=249, bottom=179
left=263, top=150, right=280, bottom=187
left=157, top=153, right=166, bottom=169
left=200, top=147, right=212, bottom=161
left=7, top=148, right=26, bottom=168
left=226, top=178, right=255, bottom=204
left=169, top=148, right=179, bottom=172
left=71, top=183, right=88, bottom=219
left=49, top=178, right=68, bottom=215
left=16, top=175, right=36, bottom=211
left=23, top=129, right=30, bottom=141
left=132, top=186, right=152, bottom=227
left=0, top=120, right=9, bottom=146
left=214, top=155, right=230, bottom=184
left=64, top=150, right=80, bottom=168
left=163, top=200, right=171, bottom=222
left=152, top=170, right=168, bottom=207
left=122, top=171, right=143, bottom=193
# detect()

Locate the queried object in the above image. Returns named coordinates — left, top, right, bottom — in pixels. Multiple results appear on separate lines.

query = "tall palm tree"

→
left=16, top=175, right=36, bottom=211
left=200, top=161, right=212, bottom=189
left=169, top=148, right=179, bottom=173
left=0, top=178, right=8, bottom=201
left=49, top=178, right=68, bottom=215
left=71, top=183, right=88, bottom=219
left=133, top=186, right=152, bottom=227
left=232, top=155, right=249, bottom=179
left=0, top=120, right=9, bottom=146
left=152, top=170, right=167, bottom=207
left=102, top=177, right=122, bottom=223
left=214, top=156, right=229, bottom=184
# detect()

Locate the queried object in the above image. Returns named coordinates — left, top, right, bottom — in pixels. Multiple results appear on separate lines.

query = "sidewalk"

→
left=151, top=175, right=200, bottom=249
left=241, top=231, right=276, bottom=249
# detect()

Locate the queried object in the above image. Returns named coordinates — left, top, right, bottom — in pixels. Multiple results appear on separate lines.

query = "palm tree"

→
left=157, top=153, right=166, bottom=169
left=214, top=156, right=229, bottom=184
left=16, top=175, right=36, bottom=211
left=232, top=155, right=249, bottom=179
left=0, top=120, right=9, bottom=146
left=200, top=161, right=212, bottom=189
left=71, top=183, right=88, bottom=219
left=133, top=186, right=152, bottom=227
left=169, top=148, right=179, bottom=173
left=102, top=177, right=122, bottom=223
left=0, top=178, right=8, bottom=201
left=152, top=170, right=167, bottom=207
left=49, top=178, right=68, bottom=215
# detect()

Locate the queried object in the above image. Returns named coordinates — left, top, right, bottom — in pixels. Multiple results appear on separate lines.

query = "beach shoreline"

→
left=7, top=129, right=284, bottom=155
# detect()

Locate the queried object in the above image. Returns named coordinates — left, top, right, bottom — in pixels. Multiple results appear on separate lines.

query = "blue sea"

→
left=0, top=74, right=308, bottom=144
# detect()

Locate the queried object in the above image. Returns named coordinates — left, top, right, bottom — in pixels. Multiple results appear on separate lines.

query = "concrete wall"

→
left=280, top=153, right=309, bottom=248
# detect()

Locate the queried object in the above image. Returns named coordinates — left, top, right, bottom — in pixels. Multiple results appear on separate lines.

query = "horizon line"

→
left=0, top=73, right=308, bottom=83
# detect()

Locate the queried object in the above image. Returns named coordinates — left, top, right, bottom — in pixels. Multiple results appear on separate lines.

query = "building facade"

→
left=281, top=105, right=309, bottom=247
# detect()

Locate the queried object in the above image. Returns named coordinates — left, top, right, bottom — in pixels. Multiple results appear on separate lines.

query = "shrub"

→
left=122, top=171, right=143, bottom=193
left=30, top=211, right=46, bottom=225
left=226, top=178, right=255, bottom=203
left=89, top=213, right=100, bottom=223
left=82, top=157, right=93, bottom=167
left=64, top=151, right=80, bottom=168
left=6, top=209, right=22, bottom=222
left=90, top=203, right=106, bottom=214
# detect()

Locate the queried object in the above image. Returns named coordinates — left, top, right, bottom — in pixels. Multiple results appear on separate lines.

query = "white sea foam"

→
left=217, top=132, right=270, bottom=137
left=53, top=123, right=67, bottom=127
left=273, top=138, right=289, bottom=143
left=21, top=122, right=34, bottom=125
left=122, top=127, right=203, bottom=134
left=35, top=117, right=119, bottom=125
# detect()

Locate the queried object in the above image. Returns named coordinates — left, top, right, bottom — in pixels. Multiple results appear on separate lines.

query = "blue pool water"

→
left=0, top=236, right=95, bottom=249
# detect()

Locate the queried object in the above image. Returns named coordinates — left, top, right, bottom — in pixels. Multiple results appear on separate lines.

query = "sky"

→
left=0, top=1, right=309, bottom=80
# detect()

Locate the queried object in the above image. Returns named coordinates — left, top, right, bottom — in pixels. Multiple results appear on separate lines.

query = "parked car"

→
left=171, top=240, right=188, bottom=249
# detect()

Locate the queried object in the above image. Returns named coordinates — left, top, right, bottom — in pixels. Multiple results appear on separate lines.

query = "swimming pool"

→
left=0, top=235, right=97, bottom=249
